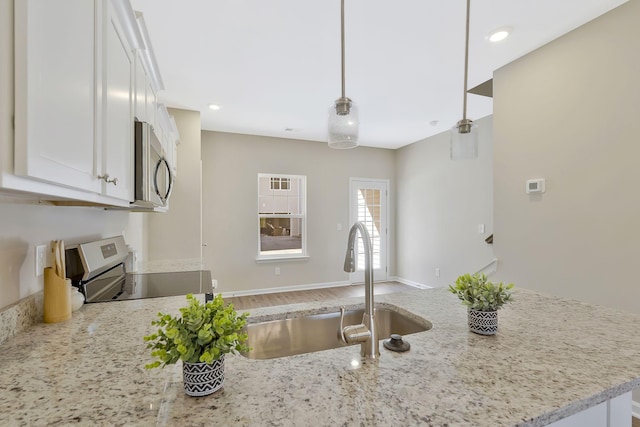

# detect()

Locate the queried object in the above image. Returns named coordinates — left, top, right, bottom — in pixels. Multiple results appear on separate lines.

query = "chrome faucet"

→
left=337, top=221, right=379, bottom=359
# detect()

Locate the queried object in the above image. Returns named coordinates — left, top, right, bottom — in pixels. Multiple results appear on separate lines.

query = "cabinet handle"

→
left=98, top=174, right=118, bottom=186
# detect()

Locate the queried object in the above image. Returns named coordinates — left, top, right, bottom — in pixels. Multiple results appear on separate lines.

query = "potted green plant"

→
left=448, top=273, right=514, bottom=335
left=144, top=293, right=250, bottom=396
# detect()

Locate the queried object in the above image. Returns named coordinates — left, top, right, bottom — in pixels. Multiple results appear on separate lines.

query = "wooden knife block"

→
left=44, top=267, right=71, bottom=323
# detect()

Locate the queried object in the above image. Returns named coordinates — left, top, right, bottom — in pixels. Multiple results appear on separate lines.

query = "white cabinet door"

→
left=14, top=0, right=100, bottom=193
left=546, top=402, right=607, bottom=427
left=146, top=79, right=157, bottom=131
left=134, top=52, right=146, bottom=122
left=101, top=0, right=133, bottom=201
left=609, top=392, right=632, bottom=427
left=171, top=140, right=178, bottom=178
left=547, top=392, right=631, bottom=427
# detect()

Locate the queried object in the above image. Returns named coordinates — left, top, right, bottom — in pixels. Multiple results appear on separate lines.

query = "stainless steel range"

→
left=65, top=236, right=212, bottom=303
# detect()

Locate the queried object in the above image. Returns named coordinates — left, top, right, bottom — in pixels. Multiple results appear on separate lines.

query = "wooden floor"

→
left=633, top=416, right=640, bottom=427
left=223, top=281, right=416, bottom=310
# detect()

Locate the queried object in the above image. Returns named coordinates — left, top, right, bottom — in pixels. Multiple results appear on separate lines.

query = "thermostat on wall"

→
left=526, top=178, right=545, bottom=194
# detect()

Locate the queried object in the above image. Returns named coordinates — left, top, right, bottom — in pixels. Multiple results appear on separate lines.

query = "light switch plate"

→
left=526, top=178, right=546, bottom=194
left=35, top=245, right=46, bottom=276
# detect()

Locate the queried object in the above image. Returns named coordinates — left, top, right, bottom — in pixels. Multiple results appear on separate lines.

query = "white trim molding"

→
left=390, top=276, right=433, bottom=289
left=218, top=277, right=435, bottom=299
left=475, top=258, right=498, bottom=276
left=255, top=255, right=310, bottom=263
left=218, top=281, right=350, bottom=298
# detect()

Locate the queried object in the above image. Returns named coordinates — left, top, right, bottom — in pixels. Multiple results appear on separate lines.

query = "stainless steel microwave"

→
left=132, top=121, right=173, bottom=208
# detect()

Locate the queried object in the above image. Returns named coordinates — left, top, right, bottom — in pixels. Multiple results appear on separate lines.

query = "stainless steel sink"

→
left=241, top=306, right=432, bottom=360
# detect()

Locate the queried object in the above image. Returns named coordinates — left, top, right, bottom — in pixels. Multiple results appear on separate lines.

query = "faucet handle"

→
left=338, top=305, right=371, bottom=345
left=337, top=306, right=347, bottom=343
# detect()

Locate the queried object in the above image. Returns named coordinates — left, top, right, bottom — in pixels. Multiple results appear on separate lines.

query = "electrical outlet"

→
left=435, top=268, right=440, bottom=278
left=478, top=224, right=485, bottom=233
left=211, top=279, right=218, bottom=289
left=275, top=267, right=281, bottom=275
left=35, top=245, right=46, bottom=276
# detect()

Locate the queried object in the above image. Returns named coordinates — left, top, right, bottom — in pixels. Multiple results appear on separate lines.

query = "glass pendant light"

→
left=328, top=0, right=359, bottom=149
left=451, top=0, right=478, bottom=160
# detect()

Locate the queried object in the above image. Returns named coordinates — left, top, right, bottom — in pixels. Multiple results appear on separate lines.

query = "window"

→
left=270, top=177, right=290, bottom=190
left=257, top=174, right=307, bottom=260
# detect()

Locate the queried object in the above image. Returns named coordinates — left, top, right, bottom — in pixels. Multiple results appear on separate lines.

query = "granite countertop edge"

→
left=1, top=287, right=639, bottom=426
left=239, top=289, right=640, bottom=427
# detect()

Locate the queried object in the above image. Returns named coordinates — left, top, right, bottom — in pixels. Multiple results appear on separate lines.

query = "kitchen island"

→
left=1, top=287, right=639, bottom=426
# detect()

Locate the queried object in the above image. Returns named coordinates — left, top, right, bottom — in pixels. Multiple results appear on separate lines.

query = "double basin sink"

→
left=242, top=304, right=432, bottom=359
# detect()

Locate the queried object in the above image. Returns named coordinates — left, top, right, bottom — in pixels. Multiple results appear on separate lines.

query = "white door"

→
left=349, top=178, right=388, bottom=283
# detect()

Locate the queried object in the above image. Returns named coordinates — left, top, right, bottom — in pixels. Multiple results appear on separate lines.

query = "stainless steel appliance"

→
left=65, top=236, right=212, bottom=303
left=133, top=120, right=173, bottom=208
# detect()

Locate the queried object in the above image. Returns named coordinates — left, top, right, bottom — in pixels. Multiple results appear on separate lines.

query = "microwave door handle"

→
left=153, top=158, right=173, bottom=204
left=163, top=159, right=174, bottom=202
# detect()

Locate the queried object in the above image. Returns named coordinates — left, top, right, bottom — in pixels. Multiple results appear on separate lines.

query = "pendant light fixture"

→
left=328, top=0, right=359, bottom=149
left=450, top=0, right=478, bottom=160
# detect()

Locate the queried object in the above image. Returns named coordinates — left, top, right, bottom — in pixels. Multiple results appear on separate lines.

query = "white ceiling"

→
left=130, top=0, right=628, bottom=149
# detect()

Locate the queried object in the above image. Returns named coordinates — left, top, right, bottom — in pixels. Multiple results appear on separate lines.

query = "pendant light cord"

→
left=341, top=0, right=346, bottom=99
left=462, top=0, right=470, bottom=121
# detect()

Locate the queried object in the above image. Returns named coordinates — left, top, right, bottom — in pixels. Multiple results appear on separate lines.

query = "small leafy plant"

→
left=144, top=294, right=250, bottom=369
left=448, top=273, right=514, bottom=311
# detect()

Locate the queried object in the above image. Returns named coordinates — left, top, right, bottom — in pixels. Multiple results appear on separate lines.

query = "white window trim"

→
left=257, top=173, right=308, bottom=262
left=255, top=254, right=310, bottom=263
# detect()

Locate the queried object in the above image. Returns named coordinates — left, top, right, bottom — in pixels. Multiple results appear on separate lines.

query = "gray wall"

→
left=201, top=131, right=395, bottom=293
left=493, top=0, right=640, bottom=315
left=396, top=116, right=495, bottom=287
left=0, top=0, right=138, bottom=311
left=0, top=201, right=131, bottom=309
left=148, top=108, right=202, bottom=261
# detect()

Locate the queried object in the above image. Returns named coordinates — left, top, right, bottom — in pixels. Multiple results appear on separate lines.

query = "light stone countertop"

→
left=1, top=287, right=640, bottom=426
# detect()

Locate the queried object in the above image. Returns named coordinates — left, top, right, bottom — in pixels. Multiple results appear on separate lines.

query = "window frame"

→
left=256, top=173, right=308, bottom=262
left=269, top=177, right=291, bottom=191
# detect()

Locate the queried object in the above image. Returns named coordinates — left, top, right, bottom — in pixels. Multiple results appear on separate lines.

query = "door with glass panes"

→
left=349, top=178, right=388, bottom=283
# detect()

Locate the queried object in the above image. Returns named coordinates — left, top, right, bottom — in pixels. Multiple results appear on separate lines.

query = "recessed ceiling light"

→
left=429, top=120, right=439, bottom=127
left=208, top=104, right=221, bottom=111
left=487, top=27, right=512, bottom=43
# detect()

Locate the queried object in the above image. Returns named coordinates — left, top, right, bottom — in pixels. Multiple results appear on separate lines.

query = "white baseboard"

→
left=218, top=281, right=350, bottom=298
left=390, top=276, right=433, bottom=289
left=218, top=277, right=435, bottom=299
left=632, top=399, right=640, bottom=419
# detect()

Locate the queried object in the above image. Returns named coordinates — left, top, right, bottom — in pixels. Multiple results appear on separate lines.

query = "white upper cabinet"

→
left=6, top=0, right=165, bottom=206
left=134, top=52, right=147, bottom=123
left=147, top=82, right=158, bottom=134
left=155, top=104, right=180, bottom=178
left=14, top=0, right=101, bottom=194
left=100, top=0, right=134, bottom=201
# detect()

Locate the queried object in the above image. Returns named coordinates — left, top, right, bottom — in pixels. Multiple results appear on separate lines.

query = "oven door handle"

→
left=153, top=158, right=174, bottom=205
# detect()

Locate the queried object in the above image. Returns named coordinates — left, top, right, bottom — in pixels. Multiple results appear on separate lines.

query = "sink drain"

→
left=383, top=334, right=410, bottom=352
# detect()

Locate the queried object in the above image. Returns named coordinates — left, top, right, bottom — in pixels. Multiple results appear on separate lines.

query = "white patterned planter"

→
left=468, top=309, right=498, bottom=335
left=182, top=355, right=225, bottom=397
